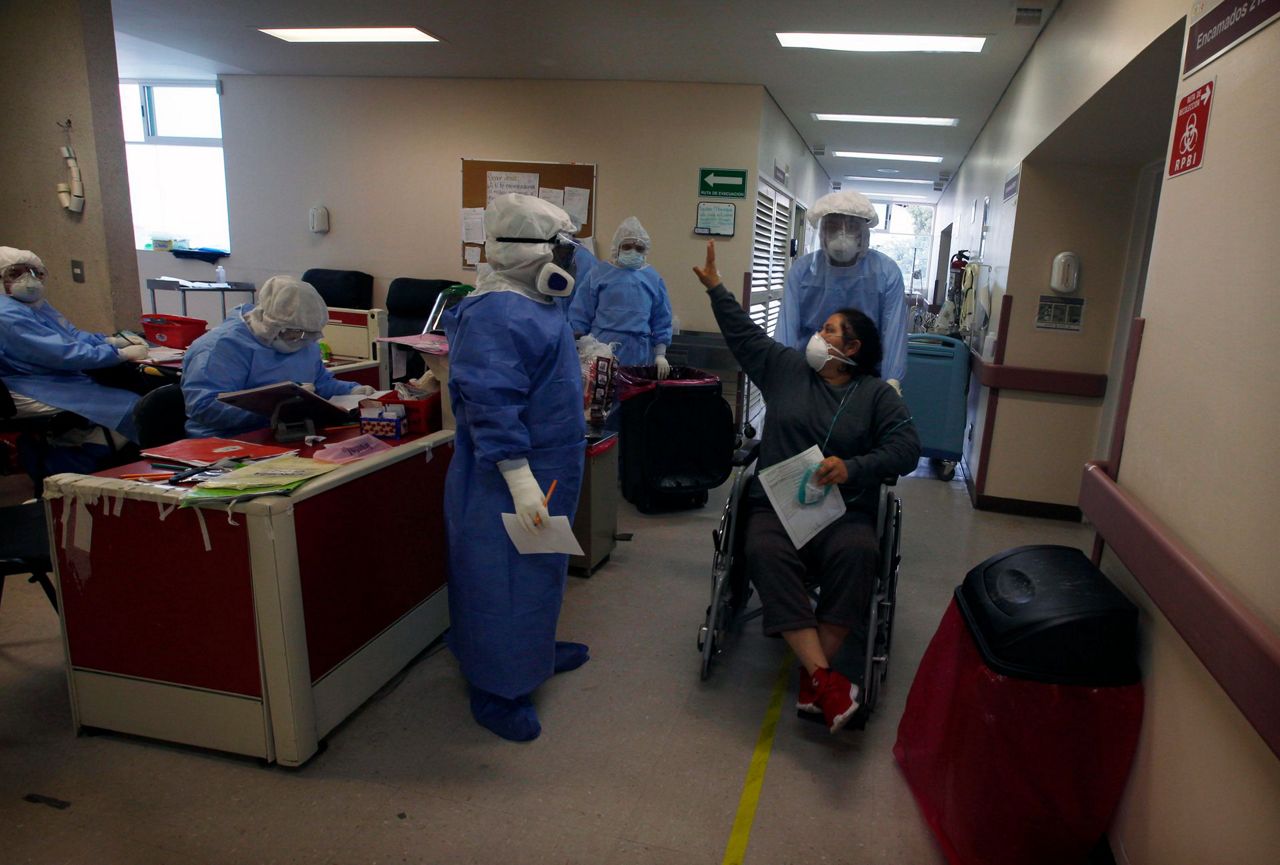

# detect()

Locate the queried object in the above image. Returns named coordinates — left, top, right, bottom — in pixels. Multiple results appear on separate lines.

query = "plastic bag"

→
left=577, top=335, right=618, bottom=425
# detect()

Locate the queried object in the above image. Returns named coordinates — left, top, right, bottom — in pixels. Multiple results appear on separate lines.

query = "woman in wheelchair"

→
left=693, top=241, right=920, bottom=733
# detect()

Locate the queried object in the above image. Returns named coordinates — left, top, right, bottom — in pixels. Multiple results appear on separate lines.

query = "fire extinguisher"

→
left=950, top=249, right=971, bottom=271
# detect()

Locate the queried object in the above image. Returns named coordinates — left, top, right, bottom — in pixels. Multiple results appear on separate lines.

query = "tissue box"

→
left=360, top=415, right=406, bottom=439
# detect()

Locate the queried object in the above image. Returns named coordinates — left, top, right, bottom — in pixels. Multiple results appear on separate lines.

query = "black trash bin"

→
left=895, top=545, right=1145, bottom=865
left=615, top=365, right=733, bottom=513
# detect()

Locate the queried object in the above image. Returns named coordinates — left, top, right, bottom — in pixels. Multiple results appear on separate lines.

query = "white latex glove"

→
left=887, top=378, right=902, bottom=397
left=350, top=385, right=377, bottom=396
left=299, top=382, right=316, bottom=393
left=655, top=354, right=671, bottom=381
left=500, top=462, right=548, bottom=535
left=107, top=335, right=130, bottom=348
left=118, top=344, right=149, bottom=362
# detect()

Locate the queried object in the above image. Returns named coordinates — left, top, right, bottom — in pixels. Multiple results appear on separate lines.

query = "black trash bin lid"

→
left=955, top=545, right=1141, bottom=686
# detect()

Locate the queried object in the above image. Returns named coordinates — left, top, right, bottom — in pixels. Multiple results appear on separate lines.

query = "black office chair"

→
left=301, top=269, right=374, bottom=310
left=0, top=378, right=113, bottom=497
left=385, top=278, right=455, bottom=382
left=132, top=384, right=187, bottom=448
left=0, top=501, right=57, bottom=612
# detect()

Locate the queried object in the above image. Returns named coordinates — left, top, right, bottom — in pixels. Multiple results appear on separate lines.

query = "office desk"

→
left=43, top=428, right=454, bottom=766
left=146, top=278, right=256, bottom=320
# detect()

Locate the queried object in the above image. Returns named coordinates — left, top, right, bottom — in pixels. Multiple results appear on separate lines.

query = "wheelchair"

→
left=697, top=444, right=904, bottom=723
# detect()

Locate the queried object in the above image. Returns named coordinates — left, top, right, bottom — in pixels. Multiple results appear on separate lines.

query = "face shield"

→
left=819, top=213, right=870, bottom=266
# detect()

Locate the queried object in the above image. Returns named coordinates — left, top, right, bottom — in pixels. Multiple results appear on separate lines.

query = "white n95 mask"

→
left=272, top=337, right=308, bottom=353
left=8, top=273, right=45, bottom=303
left=805, top=332, right=837, bottom=371
left=825, top=232, right=863, bottom=264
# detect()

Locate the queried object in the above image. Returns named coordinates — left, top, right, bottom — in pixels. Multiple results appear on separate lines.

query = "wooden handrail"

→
left=1079, top=461, right=1280, bottom=759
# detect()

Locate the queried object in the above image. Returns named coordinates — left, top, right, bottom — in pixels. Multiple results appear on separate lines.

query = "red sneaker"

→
left=812, top=667, right=860, bottom=733
left=796, top=666, right=821, bottom=714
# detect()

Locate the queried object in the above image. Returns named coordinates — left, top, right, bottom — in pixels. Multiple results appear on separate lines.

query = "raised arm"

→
left=693, top=241, right=792, bottom=389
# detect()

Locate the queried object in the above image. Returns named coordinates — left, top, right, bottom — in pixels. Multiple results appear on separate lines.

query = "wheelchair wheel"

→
left=699, top=567, right=732, bottom=681
left=863, top=494, right=902, bottom=713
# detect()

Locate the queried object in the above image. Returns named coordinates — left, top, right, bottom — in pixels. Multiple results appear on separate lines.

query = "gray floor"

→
left=1, top=463, right=1094, bottom=864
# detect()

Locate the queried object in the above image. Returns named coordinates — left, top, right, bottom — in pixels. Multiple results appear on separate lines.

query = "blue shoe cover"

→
left=554, top=641, right=590, bottom=674
left=469, top=688, right=540, bottom=742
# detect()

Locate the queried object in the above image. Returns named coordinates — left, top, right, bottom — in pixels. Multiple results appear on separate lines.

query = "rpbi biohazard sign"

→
left=1169, top=81, right=1214, bottom=178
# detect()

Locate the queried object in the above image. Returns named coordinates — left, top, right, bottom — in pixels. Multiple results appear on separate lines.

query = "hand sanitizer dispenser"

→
left=1049, top=252, right=1080, bottom=294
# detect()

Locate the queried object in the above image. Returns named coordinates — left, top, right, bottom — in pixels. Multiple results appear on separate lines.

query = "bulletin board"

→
left=460, top=159, right=597, bottom=269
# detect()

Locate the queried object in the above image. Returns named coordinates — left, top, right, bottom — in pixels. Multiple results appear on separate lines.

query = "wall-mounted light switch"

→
left=70, top=260, right=85, bottom=283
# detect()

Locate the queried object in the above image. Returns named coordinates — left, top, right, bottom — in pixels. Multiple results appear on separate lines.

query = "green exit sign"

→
left=699, top=168, right=748, bottom=199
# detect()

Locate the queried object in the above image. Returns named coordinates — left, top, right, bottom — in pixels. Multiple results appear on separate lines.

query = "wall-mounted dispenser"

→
left=310, top=206, right=330, bottom=234
left=1050, top=251, right=1080, bottom=294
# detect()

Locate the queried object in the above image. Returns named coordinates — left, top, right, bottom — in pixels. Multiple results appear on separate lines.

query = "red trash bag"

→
left=894, top=600, right=1143, bottom=865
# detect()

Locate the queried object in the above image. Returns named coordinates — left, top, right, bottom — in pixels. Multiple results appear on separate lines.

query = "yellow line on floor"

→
left=722, top=652, right=793, bottom=865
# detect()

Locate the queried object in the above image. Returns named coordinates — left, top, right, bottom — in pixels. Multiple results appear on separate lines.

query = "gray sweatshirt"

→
left=707, top=283, right=921, bottom=515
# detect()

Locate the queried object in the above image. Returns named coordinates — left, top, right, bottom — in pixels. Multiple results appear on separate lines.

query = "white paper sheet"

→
left=461, top=207, right=486, bottom=243
left=501, top=514, right=584, bottom=556
left=756, top=445, right=846, bottom=549
left=487, top=171, right=539, bottom=204
left=538, top=187, right=565, bottom=207
left=328, top=390, right=392, bottom=411
left=563, top=187, right=591, bottom=225
left=464, top=246, right=481, bottom=266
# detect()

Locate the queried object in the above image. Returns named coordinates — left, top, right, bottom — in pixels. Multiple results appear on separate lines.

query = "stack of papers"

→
left=146, top=346, right=185, bottom=363
left=181, top=455, right=336, bottom=504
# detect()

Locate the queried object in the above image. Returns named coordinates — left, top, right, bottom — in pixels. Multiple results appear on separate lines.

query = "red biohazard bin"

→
left=141, top=313, right=208, bottom=349
left=894, top=545, right=1144, bottom=865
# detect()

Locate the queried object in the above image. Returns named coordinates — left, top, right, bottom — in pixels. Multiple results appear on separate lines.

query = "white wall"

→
left=758, top=91, right=830, bottom=216
left=0, top=0, right=139, bottom=333
left=173, top=76, right=768, bottom=334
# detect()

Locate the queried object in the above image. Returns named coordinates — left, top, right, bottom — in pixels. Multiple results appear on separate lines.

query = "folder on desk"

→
left=142, top=437, right=296, bottom=467
left=217, top=381, right=357, bottom=428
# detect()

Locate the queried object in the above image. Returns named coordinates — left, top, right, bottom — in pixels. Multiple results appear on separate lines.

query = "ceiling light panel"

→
left=862, top=193, right=931, bottom=201
left=845, top=176, right=934, bottom=184
left=259, top=28, right=438, bottom=43
left=814, top=113, right=958, bottom=126
left=833, top=151, right=943, bottom=163
left=777, top=33, right=985, bottom=53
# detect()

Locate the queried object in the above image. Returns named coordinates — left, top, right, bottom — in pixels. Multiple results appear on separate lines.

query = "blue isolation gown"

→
left=442, top=290, right=585, bottom=700
left=775, top=249, right=908, bottom=383
left=552, top=244, right=600, bottom=322
left=0, top=296, right=140, bottom=440
left=181, top=304, right=358, bottom=437
left=568, top=263, right=673, bottom=366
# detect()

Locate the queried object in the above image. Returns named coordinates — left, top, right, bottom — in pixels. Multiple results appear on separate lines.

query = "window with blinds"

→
left=744, top=182, right=793, bottom=426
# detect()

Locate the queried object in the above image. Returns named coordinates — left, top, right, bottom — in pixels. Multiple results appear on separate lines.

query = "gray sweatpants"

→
left=743, top=496, right=879, bottom=636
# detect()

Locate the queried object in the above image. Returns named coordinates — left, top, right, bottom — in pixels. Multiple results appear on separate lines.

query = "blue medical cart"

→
left=901, top=334, right=970, bottom=481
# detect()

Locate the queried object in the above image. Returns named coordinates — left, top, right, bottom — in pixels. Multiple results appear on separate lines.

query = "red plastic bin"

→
left=141, top=314, right=207, bottom=348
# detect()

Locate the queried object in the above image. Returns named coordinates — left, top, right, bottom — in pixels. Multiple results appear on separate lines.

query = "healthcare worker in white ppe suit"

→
left=774, top=191, right=908, bottom=391
left=442, top=193, right=590, bottom=742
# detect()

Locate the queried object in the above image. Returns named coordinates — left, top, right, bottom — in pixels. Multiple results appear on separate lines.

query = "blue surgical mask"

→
left=618, top=250, right=646, bottom=270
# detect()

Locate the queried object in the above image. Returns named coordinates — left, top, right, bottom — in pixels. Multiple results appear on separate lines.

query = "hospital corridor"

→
left=2, top=1, right=1278, bottom=863
left=1, top=462, right=1101, bottom=864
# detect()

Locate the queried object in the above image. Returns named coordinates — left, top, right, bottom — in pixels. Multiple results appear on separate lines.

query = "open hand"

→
left=692, top=240, right=721, bottom=289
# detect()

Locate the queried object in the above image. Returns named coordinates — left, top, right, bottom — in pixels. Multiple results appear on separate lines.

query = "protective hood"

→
left=0, top=246, right=47, bottom=303
left=807, top=190, right=879, bottom=229
left=0, top=246, right=44, bottom=272
left=610, top=216, right=651, bottom=261
left=243, top=275, right=329, bottom=345
left=482, top=193, right=574, bottom=295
